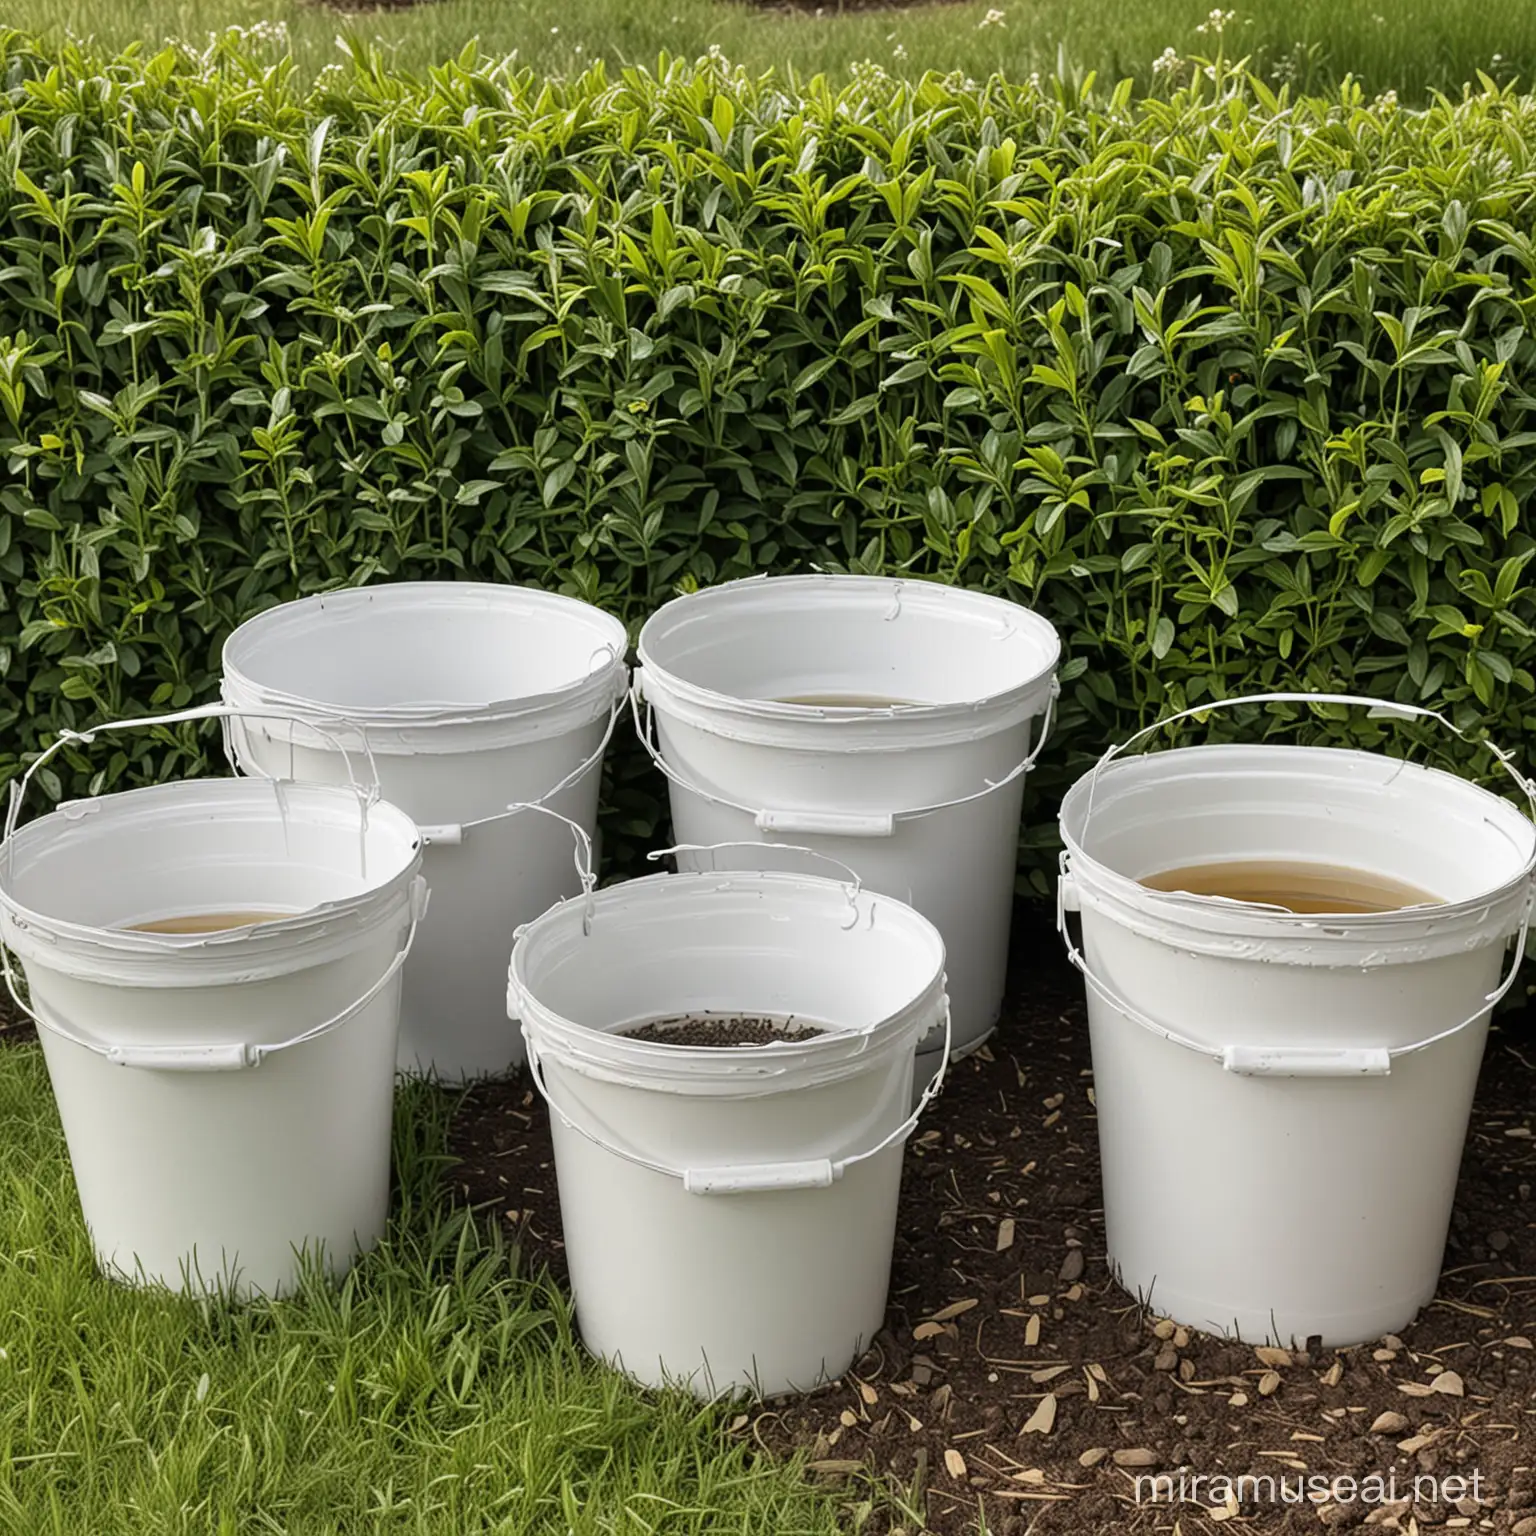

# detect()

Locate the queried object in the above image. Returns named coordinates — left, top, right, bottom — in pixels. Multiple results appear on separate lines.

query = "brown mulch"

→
left=450, top=907, right=1536, bottom=1535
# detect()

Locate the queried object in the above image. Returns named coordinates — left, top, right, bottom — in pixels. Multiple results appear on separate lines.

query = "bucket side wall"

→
left=654, top=716, right=1027, bottom=1054
left=543, top=1048, right=915, bottom=1395
left=27, top=923, right=406, bottom=1296
left=233, top=712, right=609, bottom=1081
left=1080, top=911, right=1502, bottom=1345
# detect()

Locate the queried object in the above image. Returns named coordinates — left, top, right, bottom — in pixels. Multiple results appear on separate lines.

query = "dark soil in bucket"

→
left=621, top=1014, right=828, bottom=1048
left=448, top=903, right=1536, bottom=1534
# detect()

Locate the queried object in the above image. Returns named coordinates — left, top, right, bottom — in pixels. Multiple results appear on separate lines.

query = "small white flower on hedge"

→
left=1196, top=8, right=1236, bottom=34
left=978, top=8, right=1007, bottom=28
left=1152, top=47, right=1180, bottom=75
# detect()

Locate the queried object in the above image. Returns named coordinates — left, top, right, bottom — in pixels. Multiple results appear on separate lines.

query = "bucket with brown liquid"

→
left=1058, top=693, right=1536, bottom=1346
left=0, top=704, right=426, bottom=1297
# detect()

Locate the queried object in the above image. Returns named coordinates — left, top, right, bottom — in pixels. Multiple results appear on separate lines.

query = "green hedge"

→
left=5, top=33, right=1536, bottom=889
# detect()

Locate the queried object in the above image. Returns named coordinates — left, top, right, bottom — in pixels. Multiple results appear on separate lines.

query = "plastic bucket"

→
left=1057, top=693, right=1536, bottom=1347
left=0, top=706, right=426, bottom=1297
left=634, top=575, right=1059, bottom=1073
left=222, top=581, right=628, bottom=1081
left=508, top=853, right=950, bottom=1396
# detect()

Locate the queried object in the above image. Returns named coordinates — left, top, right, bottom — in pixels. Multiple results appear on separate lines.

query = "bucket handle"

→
left=226, top=678, right=627, bottom=850
left=646, top=842, right=864, bottom=923
left=519, top=998, right=952, bottom=1194
left=1062, top=689, right=1536, bottom=1076
left=629, top=672, right=1059, bottom=836
left=4, top=702, right=384, bottom=858
left=1081, top=690, right=1536, bottom=830
left=2, top=876, right=429, bottom=1070
left=1056, top=868, right=1532, bottom=1074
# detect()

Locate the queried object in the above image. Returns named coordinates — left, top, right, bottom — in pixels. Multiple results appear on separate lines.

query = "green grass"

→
left=0, top=1046, right=849, bottom=1536
left=5, top=0, right=1536, bottom=97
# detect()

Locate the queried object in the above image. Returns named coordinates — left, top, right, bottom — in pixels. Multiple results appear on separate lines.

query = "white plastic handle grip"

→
left=682, top=1159, right=837, bottom=1194
left=1220, top=1046, right=1392, bottom=1078
left=755, top=809, right=895, bottom=838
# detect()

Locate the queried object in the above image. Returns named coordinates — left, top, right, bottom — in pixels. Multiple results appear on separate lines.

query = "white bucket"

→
left=0, top=706, right=426, bottom=1297
left=634, top=575, right=1059, bottom=1071
left=222, top=581, right=628, bottom=1081
left=508, top=851, right=950, bottom=1396
left=1057, top=693, right=1536, bottom=1347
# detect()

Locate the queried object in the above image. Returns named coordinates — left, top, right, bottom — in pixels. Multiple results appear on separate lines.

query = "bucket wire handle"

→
left=1057, top=876, right=1533, bottom=1075
left=628, top=672, right=1059, bottom=834
left=503, top=801, right=598, bottom=934
left=366, top=679, right=627, bottom=849
left=1, top=876, right=429, bottom=1071
left=1081, top=690, right=1536, bottom=831
left=1061, top=690, right=1536, bottom=1077
left=4, top=702, right=383, bottom=864
left=517, top=997, right=953, bottom=1194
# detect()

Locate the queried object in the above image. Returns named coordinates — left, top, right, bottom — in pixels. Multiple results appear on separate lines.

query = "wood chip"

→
left=1256, top=1347, right=1292, bottom=1368
left=1430, top=1371, right=1465, bottom=1397
left=1321, top=1360, right=1344, bottom=1387
left=1020, top=1394, right=1057, bottom=1436
left=1506, top=1336, right=1534, bottom=1349
left=1058, top=1249, right=1085, bottom=1283
left=859, top=1382, right=878, bottom=1406
left=1084, top=1368, right=1100, bottom=1403
left=1370, top=1411, right=1410, bottom=1434
left=1229, top=1391, right=1248, bottom=1407
left=839, top=1409, right=858, bottom=1428
left=1024, top=1314, right=1041, bottom=1347
left=913, top=1322, right=946, bottom=1341
left=809, top=1460, right=864, bottom=1475
left=1030, top=1365, right=1070, bottom=1383
left=1079, top=1446, right=1109, bottom=1468
left=929, top=1299, right=978, bottom=1323
left=1398, top=1433, right=1438, bottom=1454
left=1398, top=1382, right=1435, bottom=1398
left=944, top=1448, right=967, bottom=1480
left=997, top=1218, right=1015, bottom=1252
left=1153, top=1319, right=1176, bottom=1340
left=1113, top=1448, right=1158, bottom=1468
left=1012, top=1468, right=1047, bottom=1485
left=1259, top=1370, right=1281, bottom=1397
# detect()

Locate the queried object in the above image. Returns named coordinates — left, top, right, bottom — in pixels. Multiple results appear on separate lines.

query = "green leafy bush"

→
left=5, top=32, right=1536, bottom=889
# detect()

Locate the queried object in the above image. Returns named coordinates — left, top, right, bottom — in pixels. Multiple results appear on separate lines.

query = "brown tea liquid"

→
left=1139, top=860, right=1439, bottom=915
left=773, top=694, right=924, bottom=707
left=128, top=911, right=295, bottom=934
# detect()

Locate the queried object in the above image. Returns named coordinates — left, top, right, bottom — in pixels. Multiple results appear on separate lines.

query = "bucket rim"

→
left=636, top=574, right=1060, bottom=741
left=509, top=867, right=948, bottom=1089
left=0, top=777, right=424, bottom=961
left=221, top=580, right=629, bottom=728
left=1059, top=741, right=1536, bottom=943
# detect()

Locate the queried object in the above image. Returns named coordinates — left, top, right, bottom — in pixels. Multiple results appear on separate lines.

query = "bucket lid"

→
left=637, top=575, right=1059, bottom=750
left=222, top=582, right=628, bottom=752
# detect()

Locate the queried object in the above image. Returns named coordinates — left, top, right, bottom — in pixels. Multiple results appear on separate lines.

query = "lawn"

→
left=3, top=0, right=1534, bottom=98
left=0, top=1043, right=848, bottom=1536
